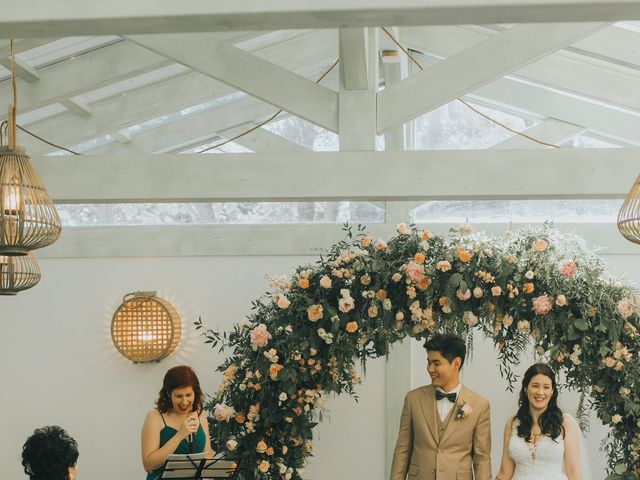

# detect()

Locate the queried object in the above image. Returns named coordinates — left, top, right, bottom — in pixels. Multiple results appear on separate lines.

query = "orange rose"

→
left=307, top=304, right=324, bottom=322
left=414, top=252, right=426, bottom=264
left=420, top=230, right=431, bottom=241
left=457, top=246, right=472, bottom=263
left=523, top=282, right=535, bottom=294
left=266, top=447, right=275, bottom=456
left=269, top=363, right=284, bottom=380
left=439, top=297, right=450, bottom=307
left=235, top=413, right=246, bottom=424
left=256, top=440, right=268, bottom=454
left=418, top=277, right=431, bottom=290
left=346, top=321, right=359, bottom=333
left=362, top=236, right=373, bottom=248
left=375, top=289, right=387, bottom=300
left=258, top=460, right=270, bottom=473
left=298, top=278, right=310, bottom=289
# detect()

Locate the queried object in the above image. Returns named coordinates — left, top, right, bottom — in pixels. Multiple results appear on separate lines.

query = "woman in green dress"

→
left=141, top=366, right=213, bottom=480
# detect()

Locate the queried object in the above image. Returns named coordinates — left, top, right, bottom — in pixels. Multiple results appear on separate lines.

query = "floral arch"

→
left=198, top=224, right=640, bottom=479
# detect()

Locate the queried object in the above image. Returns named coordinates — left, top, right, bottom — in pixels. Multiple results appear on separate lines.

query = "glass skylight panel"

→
left=47, top=134, right=115, bottom=156
left=263, top=117, right=338, bottom=151
left=19, top=36, right=121, bottom=68
left=180, top=141, right=253, bottom=154
left=57, top=202, right=384, bottom=226
left=77, top=63, right=190, bottom=105
left=563, top=134, right=622, bottom=148
left=412, top=199, right=623, bottom=224
left=411, top=100, right=535, bottom=150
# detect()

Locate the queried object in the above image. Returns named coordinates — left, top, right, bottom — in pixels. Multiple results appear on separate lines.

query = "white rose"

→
left=279, top=392, right=288, bottom=402
left=525, top=270, right=535, bottom=280
left=383, top=298, right=392, bottom=311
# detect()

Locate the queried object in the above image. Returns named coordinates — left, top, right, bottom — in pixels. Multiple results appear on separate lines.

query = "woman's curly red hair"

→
left=156, top=365, right=204, bottom=414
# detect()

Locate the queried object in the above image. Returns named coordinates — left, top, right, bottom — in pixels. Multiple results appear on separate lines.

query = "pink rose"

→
left=214, top=403, right=236, bottom=422
left=532, top=294, right=552, bottom=315
left=319, top=275, right=332, bottom=289
left=338, top=296, right=355, bottom=313
left=250, top=324, right=272, bottom=350
left=558, top=260, right=577, bottom=277
left=405, top=261, right=425, bottom=282
left=617, top=299, right=633, bottom=319
left=456, top=289, right=471, bottom=301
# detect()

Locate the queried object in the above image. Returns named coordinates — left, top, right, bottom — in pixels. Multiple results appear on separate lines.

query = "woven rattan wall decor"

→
left=0, top=252, right=41, bottom=295
left=111, top=291, right=182, bottom=363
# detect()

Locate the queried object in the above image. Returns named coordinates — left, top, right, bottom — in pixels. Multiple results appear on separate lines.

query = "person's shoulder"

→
left=145, top=409, right=163, bottom=423
left=406, top=384, right=434, bottom=399
left=461, top=386, right=489, bottom=406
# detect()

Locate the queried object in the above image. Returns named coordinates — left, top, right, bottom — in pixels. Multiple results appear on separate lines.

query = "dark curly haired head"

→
left=156, top=365, right=204, bottom=414
left=22, top=425, right=78, bottom=480
left=516, top=363, right=564, bottom=442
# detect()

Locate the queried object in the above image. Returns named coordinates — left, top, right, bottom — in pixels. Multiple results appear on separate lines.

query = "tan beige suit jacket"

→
left=390, top=384, right=492, bottom=480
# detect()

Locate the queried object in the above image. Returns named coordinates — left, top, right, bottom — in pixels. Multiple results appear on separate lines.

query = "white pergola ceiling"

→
left=1, top=1, right=640, bottom=257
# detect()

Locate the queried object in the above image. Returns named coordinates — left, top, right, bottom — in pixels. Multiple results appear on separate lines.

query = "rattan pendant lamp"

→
left=0, top=253, right=41, bottom=295
left=0, top=39, right=61, bottom=256
left=618, top=176, right=640, bottom=245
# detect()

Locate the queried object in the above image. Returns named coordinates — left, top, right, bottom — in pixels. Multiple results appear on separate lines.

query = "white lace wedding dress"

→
left=508, top=420, right=567, bottom=480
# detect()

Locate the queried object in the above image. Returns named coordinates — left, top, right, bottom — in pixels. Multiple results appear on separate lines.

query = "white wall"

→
left=1, top=252, right=637, bottom=480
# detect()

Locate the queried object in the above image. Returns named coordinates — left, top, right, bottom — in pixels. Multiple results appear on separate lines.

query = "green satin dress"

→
left=146, top=413, right=207, bottom=480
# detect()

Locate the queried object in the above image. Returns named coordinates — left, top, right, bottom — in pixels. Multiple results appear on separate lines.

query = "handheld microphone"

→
left=189, top=433, right=195, bottom=453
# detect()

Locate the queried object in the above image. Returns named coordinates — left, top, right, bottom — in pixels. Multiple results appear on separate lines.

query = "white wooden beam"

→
left=339, top=28, right=369, bottom=90
left=377, top=22, right=609, bottom=132
left=127, top=33, right=339, bottom=132
left=339, top=28, right=377, bottom=150
left=38, top=222, right=638, bottom=258
left=217, top=123, right=309, bottom=152
left=491, top=118, right=586, bottom=149
left=0, top=57, right=39, bottom=82
left=32, top=148, right=637, bottom=203
left=3, top=1, right=640, bottom=37
left=60, top=98, right=93, bottom=117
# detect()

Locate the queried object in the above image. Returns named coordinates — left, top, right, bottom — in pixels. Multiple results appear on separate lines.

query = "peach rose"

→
left=307, top=304, right=324, bottom=322
left=266, top=447, right=275, bottom=456
left=418, top=277, right=431, bottom=290
left=523, top=282, right=535, bottom=294
left=491, top=286, right=502, bottom=296
left=250, top=324, right=272, bottom=350
left=376, top=289, right=387, bottom=300
left=391, top=272, right=402, bottom=282
left=517, top=320, right=530, bottom=333
left=532, top=294, right=552, bottom=315
left=258, top=460, right=270, bottom=473
left=226, top=439, right=238, bottom=451
left=396, top=223, right=411, bottom=235
left=532, top=239, right=548, bottom=252
left=420, top=230, right=431, bottom=241
left=360, top=274, right=371, bottom=285
left=555, top=295, right=567, bottom=307
left=414, top=252, right=426, bottom=264
left=395, top=311, right=405, bottom=321
left=319, top=275, right=332, bottom=289
left=618, top=299, right=633, bottom=319
left=256, top=440, right=268, bottom=454
left=367, top=305, right=379, bottom=318
left=473, top=287, right=483, bottom=298
left=612, top=414, right=622, bottom=424
left=503, top=314, right=514, bottom=327
left=274, top=293, right=291, bottom=309
left=269, top=363, right=284, bottom=380
left=463, top=311, right=479, bottom=327
left=437, top=260, right=452, bottom=272
left=374, top=239, right=387, bottom=250
left=298, top=278, right=309, bottom=289
left=362, top=235, right=373, bottom=248
left=345, top=321, right=359, bottom=333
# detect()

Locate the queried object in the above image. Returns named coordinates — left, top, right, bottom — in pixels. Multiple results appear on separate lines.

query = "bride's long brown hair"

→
left=515, top=363, right=564, bottom=442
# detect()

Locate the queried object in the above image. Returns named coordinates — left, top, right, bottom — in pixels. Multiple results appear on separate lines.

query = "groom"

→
left=390, top=333, right=492, bottom=480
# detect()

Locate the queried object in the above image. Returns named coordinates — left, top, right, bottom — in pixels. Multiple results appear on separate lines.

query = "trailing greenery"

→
left=198, top=223, right=640, bottom=479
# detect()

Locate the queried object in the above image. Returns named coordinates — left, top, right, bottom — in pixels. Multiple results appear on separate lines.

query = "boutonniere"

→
left=455, top=401, right=472, bottom=420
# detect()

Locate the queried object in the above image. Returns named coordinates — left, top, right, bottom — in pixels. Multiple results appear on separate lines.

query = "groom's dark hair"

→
left=423, top=333, right=466, bottom=366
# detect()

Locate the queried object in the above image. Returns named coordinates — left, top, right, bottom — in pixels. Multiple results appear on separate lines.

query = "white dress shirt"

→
left=436, top=383, right=462, bottom=422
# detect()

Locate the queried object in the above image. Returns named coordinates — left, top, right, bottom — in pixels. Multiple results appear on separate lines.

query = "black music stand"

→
left=160, top=452, right=236, bottom=479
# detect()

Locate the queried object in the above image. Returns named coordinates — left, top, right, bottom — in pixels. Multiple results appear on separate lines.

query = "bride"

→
left=495, top=363, right=584, bottom=480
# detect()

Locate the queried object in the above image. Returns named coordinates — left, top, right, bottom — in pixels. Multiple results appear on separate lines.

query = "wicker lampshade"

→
left=0, top=146, right=62, bottom=255
left=618, top=174, right=640, bottom=245
left=111, top=291, right=182, bottom=363
left=0, top=251, right=41, bottom=295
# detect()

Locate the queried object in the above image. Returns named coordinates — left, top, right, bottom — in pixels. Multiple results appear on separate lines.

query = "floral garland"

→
left=197, top=224, right=640, bottom=480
